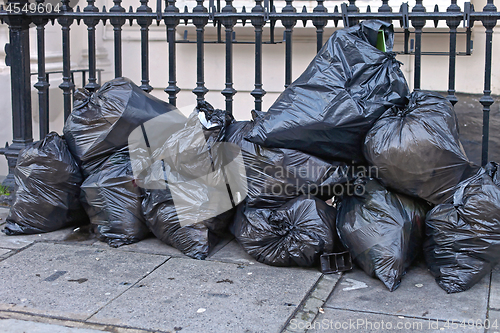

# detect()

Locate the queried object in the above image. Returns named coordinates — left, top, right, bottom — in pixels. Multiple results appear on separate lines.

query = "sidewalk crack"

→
left=84, top=256, right=171, bottom=321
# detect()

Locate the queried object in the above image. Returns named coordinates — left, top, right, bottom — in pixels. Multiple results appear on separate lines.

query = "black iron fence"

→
left=0, top=0, right=497, bottom=188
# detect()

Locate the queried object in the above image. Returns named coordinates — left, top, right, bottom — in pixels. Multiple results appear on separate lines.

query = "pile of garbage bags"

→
left=3, top=20, right=499, bottom=294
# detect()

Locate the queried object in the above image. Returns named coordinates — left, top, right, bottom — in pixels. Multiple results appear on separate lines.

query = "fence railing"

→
left=0, top=0, right=498, bottom=188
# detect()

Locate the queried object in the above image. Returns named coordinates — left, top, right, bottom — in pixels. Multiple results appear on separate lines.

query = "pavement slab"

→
left=0, top=243, right=168, bottom=320
left=207, top=239, right=266, bottom=266
left=284, top=274, right=342, bottom=333
left=91, top=236, right=188, bottom=258
left=323, top=260, right=489, bottom=323
left=0, top=318, right=105, bottom=333
left=306, top=308, right=444, bottom=333
left=0, top=207, right=9, bottom=224
left=91, top=234, right=233, bottom=259
left=490, top=266, right=500, bottom=310
left=486, top=310, right=500, bottom=333
left=0, top=227, right=78, bottom=250
left=88, top=257, right=322, bottom=333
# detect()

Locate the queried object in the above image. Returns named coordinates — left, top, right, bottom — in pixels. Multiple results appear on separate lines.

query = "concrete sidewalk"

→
left=0, top=206, right=497, bottom=333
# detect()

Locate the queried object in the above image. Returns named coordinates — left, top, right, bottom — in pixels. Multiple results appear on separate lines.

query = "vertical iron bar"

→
left=411, top=0, right=426, bottom=90
left=313, top=0, right=327, bottom=53
left=217, top=0, right=222, bottom=42
left=446, top=1, right=461, bottom=106
left=270, top=1, right=275, bottom=43
left=251, top=0, right=266, bottom=111
left=346, top=0, right=359, bottom=26
left=282, top=0, right=296, bottom=88
left=45, top=73, right=50, bottom=119
left=33, top=0, right=50, bottom=139
left=164, top=0, right=180, bottom=106
left=84, top=0, right=100, bottom=91
left=480, top=0, right=497, bottom=166
left=192, top=0, right=209, bottom=102
left=1, top=0, right=33, bottom=188
left=110, top=0, right=125, bottom=78
left=378, top=0, right=391, bottom=14
left=58, top=0, right=75, bottom=121
left=221, top=0, right=237, bottom=114
left=138, top=0, right=153, bottom=92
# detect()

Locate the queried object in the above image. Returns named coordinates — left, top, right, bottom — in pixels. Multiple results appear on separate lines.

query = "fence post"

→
left=0, top=0, right=33, bottom=189
left=480, top=0, right=497, bottom=166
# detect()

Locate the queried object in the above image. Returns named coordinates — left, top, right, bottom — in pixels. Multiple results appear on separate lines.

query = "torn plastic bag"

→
left=424, top=164, right=500, bottom=293
left=63, top=77, right=176, bottom=177
left=231, top=195, right=337, bottom=267
left=226, top=120, right=359, bottom=208
left=80, top=150, right=150, bottom=247
left=364, top=90, right=476, bottom=205
left=4, top=132, right=88, bottom=235
left=139, top=102, right=240, bottom=259
left=336, top=178, right=429, bottom=291
left=245, top=20, right=409, bottom=163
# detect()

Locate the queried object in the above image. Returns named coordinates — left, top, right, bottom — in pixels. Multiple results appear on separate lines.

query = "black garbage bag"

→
left=424, top=163, right=500, bottom=293
left=63, top=77, right=176, bottom=177
left=226, top=120, right=359, bottom=208
left=231, top=195, right=337, bottom=267
left=4, top=132, right=87, bottom=235
left=140, top=102, right=237, bottom=259
left=337, top=178, right=429, bottom=291
left=80, top=150, right=150, bottom=247
left=245, top=20, right=409, bottom=163
left=486, top=161, right=500, bottom=186
left=364, top=90, right=476, bottom=205
left=142, top=187, right=233, bottom=260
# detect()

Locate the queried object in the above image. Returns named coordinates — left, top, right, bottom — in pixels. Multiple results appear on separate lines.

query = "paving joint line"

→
left=84, top=256, right=172, bottom=322
left=281, top=273, right=343, bottom=333
left=485, top=270, right=494, bottom=333
left=279, top=274, right=324, bottom=333
left=0, top=309, right=167, bottom=333
left=0, top=242, right=37, bottom=262
left=322, top=306, right=484, bottom=324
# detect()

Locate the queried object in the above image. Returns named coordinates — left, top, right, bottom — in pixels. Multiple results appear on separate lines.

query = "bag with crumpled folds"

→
left=364, top=90, right=477, bottom=205
left=63, top=77, right=177, bottom=177
left=141, top=102, right=239, bottom=259
left=337, top=178, right=429, bottom=291
left=4, top=132, right=88, bottom=235
left=80, top=149, right=150, bottom=247
left=226, top=119, right=358, bottom=208
left=245, top=20, right=409, bottom=163
left=424, top=162, right=500, bottom=293
left=232, top=195, right=338, bottom=267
